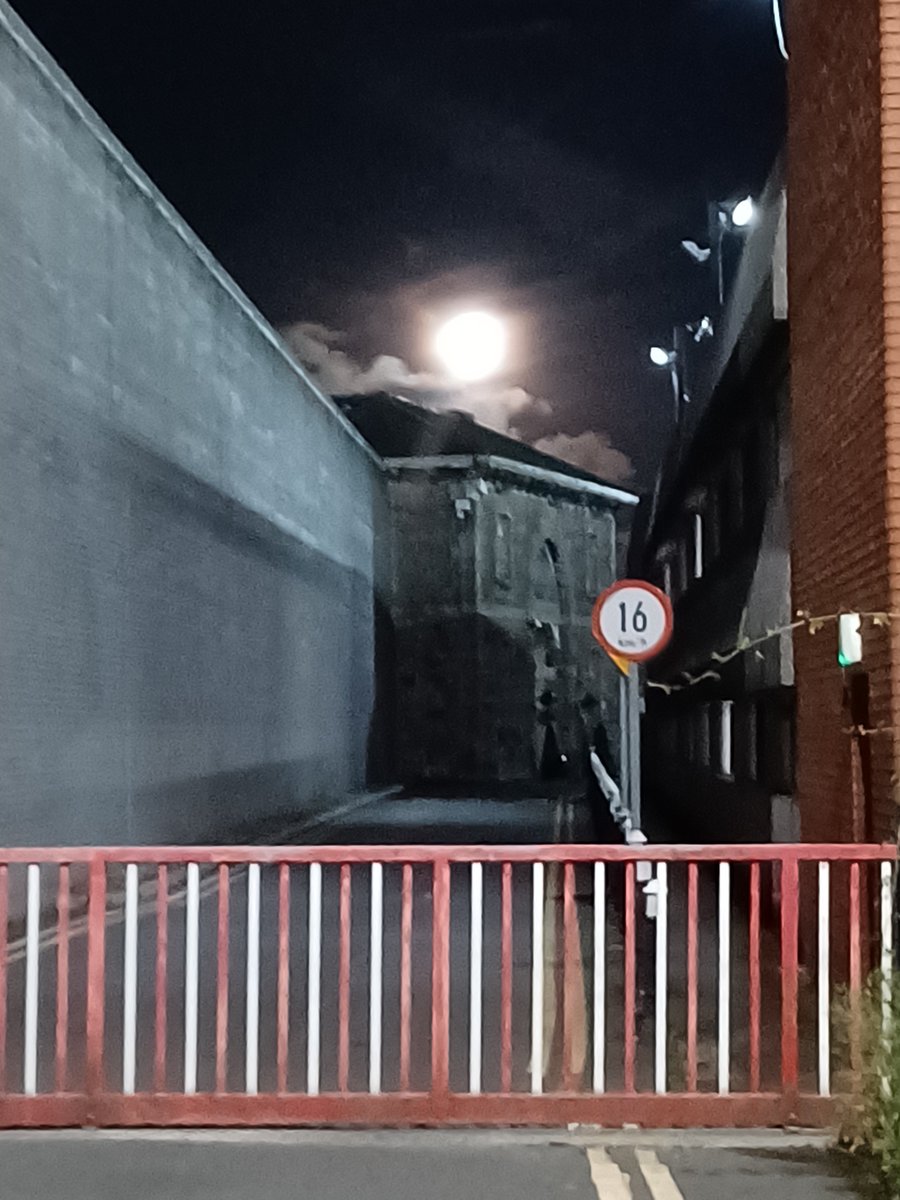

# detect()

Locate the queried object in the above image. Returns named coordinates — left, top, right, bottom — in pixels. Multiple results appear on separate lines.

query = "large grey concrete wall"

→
left=0, top=2, right=385, bottom=844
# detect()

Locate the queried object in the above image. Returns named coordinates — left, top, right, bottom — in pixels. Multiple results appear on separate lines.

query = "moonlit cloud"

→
left=281, top=320, right=633, bottom=486
left=533, top=431, right=635, bottom=487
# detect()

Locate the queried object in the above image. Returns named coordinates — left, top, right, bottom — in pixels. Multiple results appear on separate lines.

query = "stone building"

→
left=339, top=394, right=638, bottom=792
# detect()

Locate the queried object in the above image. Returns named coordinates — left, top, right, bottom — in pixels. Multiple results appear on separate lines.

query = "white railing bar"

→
left=882, top=861, right=894, bottom=1046
left=655, top=862, right=668, bottom=1094
left=593, top=861, right=606, bottom=1093
left=469, top=862, right=483, bottom=1094
left=818, top=861, right=830, bottom=1096
left=24, top=864, right=40, bottom=1096
left=307, top=862, right=322, bottom=1096
left=369, top=862, right=383, bottom=1095
left=184, top=862, right=200, bottom=1095
left=123, top=863, right=139, bottom=1095
left=531, top=862, right=544, bottom=1095
left=245, top=863, right=261, bottom=1096
left=718, top=861, right=731, bottom=1095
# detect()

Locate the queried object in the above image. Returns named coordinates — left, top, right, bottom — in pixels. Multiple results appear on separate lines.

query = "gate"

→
left=0, top=844, right=893, bottom=1128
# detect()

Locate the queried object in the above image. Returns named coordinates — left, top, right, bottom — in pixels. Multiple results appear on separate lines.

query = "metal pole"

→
left=672, top=325, right=687, bottom=428
left=619, top=672, right=629, bottom=814
left=628, top=664, right=641, bottom=830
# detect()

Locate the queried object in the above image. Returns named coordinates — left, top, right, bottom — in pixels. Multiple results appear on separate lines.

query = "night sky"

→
left=10, top=0, right=786, bottom=489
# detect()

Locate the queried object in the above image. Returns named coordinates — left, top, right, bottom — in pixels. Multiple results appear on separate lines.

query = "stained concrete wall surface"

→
left=0, top=2, right=384, bottom=844
left=387, top=465, right=623, bottom=788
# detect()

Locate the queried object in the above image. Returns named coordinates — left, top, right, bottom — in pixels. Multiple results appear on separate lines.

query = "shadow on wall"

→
left=391, top=611, right=600, bottom=796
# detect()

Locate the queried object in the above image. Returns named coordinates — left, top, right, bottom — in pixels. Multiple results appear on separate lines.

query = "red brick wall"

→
left=788, top=0, right=899, bottom=842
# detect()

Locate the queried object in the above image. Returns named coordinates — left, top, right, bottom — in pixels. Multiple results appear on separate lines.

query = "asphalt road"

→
left=0, top=1130, right=866, bottom=1200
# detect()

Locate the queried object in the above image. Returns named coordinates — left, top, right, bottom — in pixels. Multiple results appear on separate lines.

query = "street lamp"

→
left=730, top=196, right=755, bottom=228
left=680, top=196, right=757, bottom=307
left=649, top=329, right=685, bottom=427
left=648, top=316, right=714, bottom=427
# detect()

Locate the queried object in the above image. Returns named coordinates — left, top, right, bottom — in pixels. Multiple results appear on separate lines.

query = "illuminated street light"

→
left=648, top=330, right=686, bottom=427
left=730, top=195, right=755, bottom=228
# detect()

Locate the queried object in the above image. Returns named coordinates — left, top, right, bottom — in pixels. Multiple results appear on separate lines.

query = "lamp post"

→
left=649, top=318, right=713, bottom=429
left=649, top=325, right=686, bottom=427
left=705, top=196, right=755, bottom=307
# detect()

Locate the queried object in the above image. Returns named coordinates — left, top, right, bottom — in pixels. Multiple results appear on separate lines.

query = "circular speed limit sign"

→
left=591, top=579, right=673, bottom=663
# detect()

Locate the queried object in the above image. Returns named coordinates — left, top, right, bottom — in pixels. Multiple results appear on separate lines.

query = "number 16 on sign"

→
left=591, top=579, right=673, bottom=665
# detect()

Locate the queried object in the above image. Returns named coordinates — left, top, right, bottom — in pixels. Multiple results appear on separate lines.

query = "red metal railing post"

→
left=85, top=857, right=107, bottom=1113
left=55, top=865, right=70, bottom=1093
left=686, top=861, right=699, bottom=1092
left=780, top=855, right=800, bottom=1105
left=399, top=864, right=413, bottom=1093
left=500, top=862, right=513, bottom=1094
left=562, top=861, right=580, bottom=1092
left=215, top=864, right=230, bottom=1095
left=849, top=861, right=863, bottom=1076
left=338, top=864, right=353, bottom=1093
left=431, top=859, right=451, bottom=1114
left=154, top=865, right=169, bottom=1093
left=276, top=864, right=291, bottom=1094
left=749, top=861, right=761, bottom=1093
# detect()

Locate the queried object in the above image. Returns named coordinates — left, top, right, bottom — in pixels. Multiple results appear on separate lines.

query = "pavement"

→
left=0, top=1130, right=866, bottom=1199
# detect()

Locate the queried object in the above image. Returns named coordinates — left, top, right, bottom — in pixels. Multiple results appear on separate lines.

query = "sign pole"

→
left=618, top=671, right=629, bottom=816
left=628, top=663, right=641, bottom=830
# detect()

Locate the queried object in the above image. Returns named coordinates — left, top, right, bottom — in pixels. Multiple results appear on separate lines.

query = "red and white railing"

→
left=0, top=844, right=893, bottom=1128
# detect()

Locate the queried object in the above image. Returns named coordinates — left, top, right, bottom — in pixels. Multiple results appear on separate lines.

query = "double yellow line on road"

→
left=587, top=1148, right=686, bottom=1200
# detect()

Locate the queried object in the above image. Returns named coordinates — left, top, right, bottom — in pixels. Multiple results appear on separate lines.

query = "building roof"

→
left=336, top=391, right=637, bottom=502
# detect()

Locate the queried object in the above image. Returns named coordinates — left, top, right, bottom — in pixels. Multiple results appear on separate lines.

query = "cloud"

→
left=281, top=322, right=441, bottom=395
left=281, top=320, right=632, bottom=485
left=282, top=321, right=548, bottom=435
left=446, top=382, right=552, bottom=436
left=533, top=431, right=634, bottom=487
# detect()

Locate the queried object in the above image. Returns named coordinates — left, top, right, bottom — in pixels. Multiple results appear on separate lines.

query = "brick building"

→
left=789, top=0, right=900, bottom=843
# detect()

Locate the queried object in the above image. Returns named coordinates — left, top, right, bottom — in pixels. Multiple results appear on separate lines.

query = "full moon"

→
left=435, top=311, right=506, bottom=381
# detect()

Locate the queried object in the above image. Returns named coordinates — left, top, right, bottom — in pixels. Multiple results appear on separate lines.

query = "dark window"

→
left=494, top=513, right=512, bottom=588
left=757, top=694, right=794, bottom=793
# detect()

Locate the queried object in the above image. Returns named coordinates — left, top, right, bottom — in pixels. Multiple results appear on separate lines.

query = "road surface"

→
left=0, top=1130, right=866, bottom=1200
